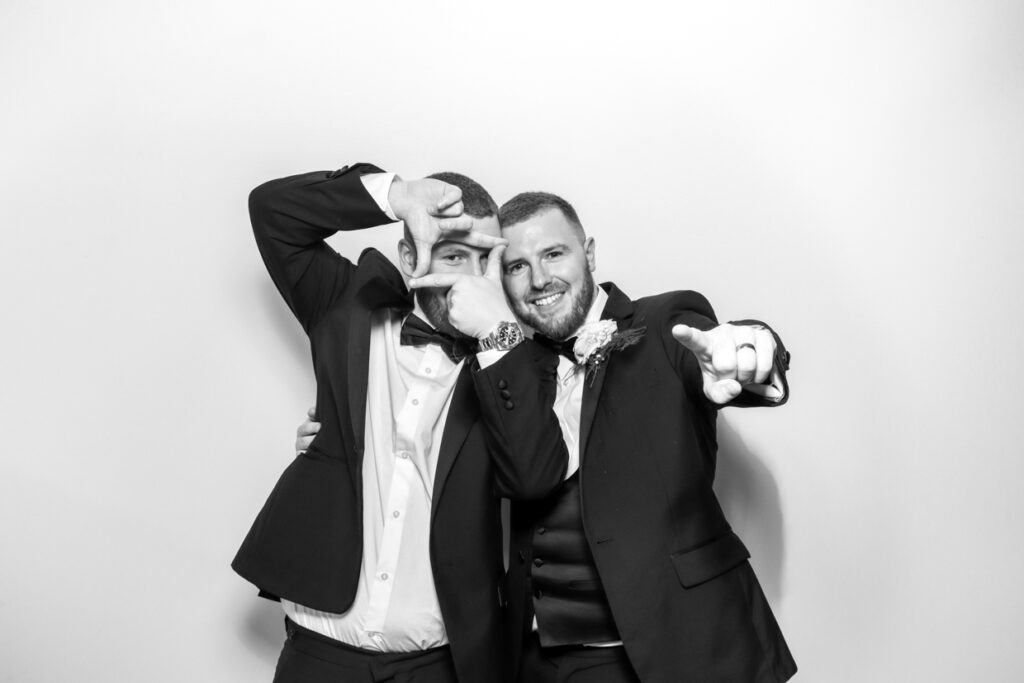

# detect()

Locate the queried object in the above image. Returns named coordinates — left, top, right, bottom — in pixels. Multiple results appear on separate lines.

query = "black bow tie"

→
left=399, top=314, right=475, bottom=364
left=533, top=334, right=578, bottom=363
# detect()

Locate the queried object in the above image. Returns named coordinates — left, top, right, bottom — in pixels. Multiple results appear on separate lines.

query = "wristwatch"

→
left=477, top=321, right=525, bottom=352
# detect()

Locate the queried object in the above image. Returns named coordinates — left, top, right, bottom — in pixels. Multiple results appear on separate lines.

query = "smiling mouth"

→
left=531, top=291, right=565, bottom=308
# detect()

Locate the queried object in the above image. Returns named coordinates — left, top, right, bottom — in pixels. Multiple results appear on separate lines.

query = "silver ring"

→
left=736, top=343, right=756, bottom=353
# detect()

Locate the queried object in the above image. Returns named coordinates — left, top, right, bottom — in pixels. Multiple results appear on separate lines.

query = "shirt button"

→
left=380, top=572, right=389, bottom=581
left=424, top=367, right=432, bottom=374
left=412, top=398, right=420, bottom=406
left=392, top=510, right=401, bottom=518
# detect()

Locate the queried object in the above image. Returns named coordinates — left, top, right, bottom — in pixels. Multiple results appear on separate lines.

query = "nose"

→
left=469, top=255, right=484, bottom=277
left=531, top=262, right=551, bottom=290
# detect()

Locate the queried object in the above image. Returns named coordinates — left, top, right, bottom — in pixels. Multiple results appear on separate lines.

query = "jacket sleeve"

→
left=248, top=163, right=392, bottom=333
left=472, top=341, right=571, bottom=501
left=659, top=291, right=791, bottom=410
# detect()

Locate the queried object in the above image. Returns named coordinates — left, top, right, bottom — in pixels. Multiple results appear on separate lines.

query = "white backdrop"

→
left=2, top=1, right=1023, bottom=681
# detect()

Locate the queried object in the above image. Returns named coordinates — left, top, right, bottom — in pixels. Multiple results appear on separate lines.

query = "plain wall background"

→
left=2, top=1, right=1022, bottom=680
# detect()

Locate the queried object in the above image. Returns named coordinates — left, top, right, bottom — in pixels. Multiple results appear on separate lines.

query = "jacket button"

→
left=537, top=527, right=546, bottom=535
left=500, top=389, right=511, bottom=399
left=504, top=400, right=515, bottom=410
left=498, top=379, right=508, bottom=389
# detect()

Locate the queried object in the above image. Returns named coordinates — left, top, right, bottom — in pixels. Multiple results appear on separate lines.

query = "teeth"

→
left=534, top=292, right=563, bottom=307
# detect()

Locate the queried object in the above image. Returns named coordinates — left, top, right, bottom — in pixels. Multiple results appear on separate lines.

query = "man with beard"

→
left=233, top=165, right=563, bottom=682
left=406, top=192, right=796, bottom=682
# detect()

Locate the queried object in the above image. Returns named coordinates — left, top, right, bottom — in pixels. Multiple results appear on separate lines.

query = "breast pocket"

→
left=669, top=531, right=750, bottom=589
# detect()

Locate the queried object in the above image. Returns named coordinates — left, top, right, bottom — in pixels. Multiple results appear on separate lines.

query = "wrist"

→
left=386, top=176, right=408, bottom=219
left=477, top=320, right=524, bottom=352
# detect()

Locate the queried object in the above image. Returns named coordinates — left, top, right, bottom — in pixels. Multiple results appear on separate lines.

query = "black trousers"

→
left=273, top=618, right=459, bottom=683
left=517, top=633, right=641, bottom=683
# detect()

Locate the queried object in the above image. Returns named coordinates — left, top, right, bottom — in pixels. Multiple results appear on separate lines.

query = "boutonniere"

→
left=573, top=320, right=646, bottom=385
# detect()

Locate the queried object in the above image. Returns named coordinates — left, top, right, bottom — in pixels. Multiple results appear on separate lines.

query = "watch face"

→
left=496, top=322, right=523, bottom=349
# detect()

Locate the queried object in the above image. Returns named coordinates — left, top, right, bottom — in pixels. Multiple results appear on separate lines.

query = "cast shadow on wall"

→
left=714, top=417, right=786, bottom=604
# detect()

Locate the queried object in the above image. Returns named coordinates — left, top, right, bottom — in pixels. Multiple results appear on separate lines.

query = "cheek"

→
left=502, top=278, right=527, bottom=306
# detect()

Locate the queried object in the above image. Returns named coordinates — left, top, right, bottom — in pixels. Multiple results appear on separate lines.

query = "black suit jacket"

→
left=474, top=284, right=797, bottom=683
left=232, top=165, right=508, bottom=682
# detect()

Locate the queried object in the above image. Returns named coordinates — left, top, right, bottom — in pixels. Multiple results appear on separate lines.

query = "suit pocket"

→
left=670, top=531, right=750, bottom=588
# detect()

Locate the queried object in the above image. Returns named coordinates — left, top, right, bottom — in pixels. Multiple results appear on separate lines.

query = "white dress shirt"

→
left=282, top=172, right=461, bottom=652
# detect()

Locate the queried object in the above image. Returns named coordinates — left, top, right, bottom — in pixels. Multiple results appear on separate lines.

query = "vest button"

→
left=537, top=527, right=547, bottom=535
left=533, top=558, right=544, bottom=568
left=534, top=589, right=543, bottom=599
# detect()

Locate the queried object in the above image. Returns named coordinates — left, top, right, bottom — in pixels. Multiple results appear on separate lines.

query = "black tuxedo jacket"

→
left=233, top=165, right=522, bottom=682
left=474, top=284, right=797, bottom=683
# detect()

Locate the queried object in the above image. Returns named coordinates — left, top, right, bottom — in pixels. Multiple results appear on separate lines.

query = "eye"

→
left=441, top=253, right=466, bottom=265
left=544, top=249, right=564, bottom=260
left=505, top=262, right=526, bottom=275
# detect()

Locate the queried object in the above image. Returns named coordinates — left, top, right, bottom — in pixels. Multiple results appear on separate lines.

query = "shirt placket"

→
left=362, top=349, right=436, bottom=645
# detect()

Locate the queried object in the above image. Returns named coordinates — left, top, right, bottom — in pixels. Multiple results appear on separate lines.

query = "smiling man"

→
left=232, top=165, right=565, bottom=683
left=409, top=190, right=796, bottom=683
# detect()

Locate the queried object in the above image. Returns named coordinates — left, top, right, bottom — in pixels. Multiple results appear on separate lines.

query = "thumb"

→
left=412, top=240, right=432, bottom=278
left=672, top=324, right=710, bottom=356
left=485, top=243, right=507, bottom=281
left=705, top=378, right=742, bottom=405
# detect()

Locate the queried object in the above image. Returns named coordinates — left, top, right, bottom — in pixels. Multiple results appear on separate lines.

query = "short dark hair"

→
left=427, top=171, right=498, bottom=218
left=498, top=192, right=583, bottom=232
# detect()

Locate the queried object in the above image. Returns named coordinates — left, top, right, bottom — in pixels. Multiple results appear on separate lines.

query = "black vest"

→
left=530, top=473, right=620, bottom=646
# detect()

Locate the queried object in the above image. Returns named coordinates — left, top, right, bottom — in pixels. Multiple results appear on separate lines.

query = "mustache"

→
left=527, top=286, right=567, bottom=303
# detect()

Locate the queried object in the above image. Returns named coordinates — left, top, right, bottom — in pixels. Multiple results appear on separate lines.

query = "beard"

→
left=513, top=270, right=596, bottom=341
left=416, top=288, right=472, bottom=341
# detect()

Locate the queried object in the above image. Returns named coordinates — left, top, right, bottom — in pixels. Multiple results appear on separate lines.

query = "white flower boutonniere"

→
left=573, top=320, right=646, bottom=385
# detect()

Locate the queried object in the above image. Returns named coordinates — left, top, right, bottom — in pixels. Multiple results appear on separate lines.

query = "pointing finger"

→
left=485, top=243, right=507, bottom=281
left=672, top=324, right=711, bottom=357
left=408, top=273, right=466, bottom=290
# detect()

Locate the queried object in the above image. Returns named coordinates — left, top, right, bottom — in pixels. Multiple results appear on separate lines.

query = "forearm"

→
left=248, top=163, right=391, bottom=330
left=473, top=342, right=570, bottom=500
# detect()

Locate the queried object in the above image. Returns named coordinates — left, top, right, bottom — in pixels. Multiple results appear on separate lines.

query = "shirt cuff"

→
left=475, top=349, right=508, bottom=369
left=741, top=368, right=786, bottom=402
left=360, top=172, right=398, bottom=221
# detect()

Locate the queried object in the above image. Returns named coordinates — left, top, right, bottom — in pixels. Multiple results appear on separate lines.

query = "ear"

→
left=397, top=238, right=417, bottom=277
left=583, top=236, right=596, bottom=272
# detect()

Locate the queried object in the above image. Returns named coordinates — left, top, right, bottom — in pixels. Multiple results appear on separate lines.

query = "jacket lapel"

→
left=347, top=249, right=413, bottom=457
left=579, top=283, right=635, bottom=461
left=431, top=364, right=478, bottom=516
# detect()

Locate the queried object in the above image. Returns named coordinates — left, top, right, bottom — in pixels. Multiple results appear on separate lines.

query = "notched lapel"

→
left=579, top=284, right=635, bottom=461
